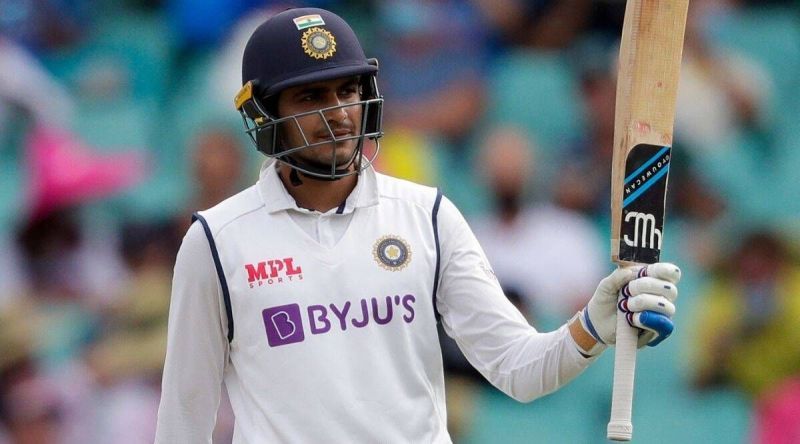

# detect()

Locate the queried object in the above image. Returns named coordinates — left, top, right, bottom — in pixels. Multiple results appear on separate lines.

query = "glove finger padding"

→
left=620, top=269, right=679, bottom=347
left=630, top=311, right=674, bottom=347
left=641, top=262, right=682, bottom=285
left=626, top=276, right=678, bottom=302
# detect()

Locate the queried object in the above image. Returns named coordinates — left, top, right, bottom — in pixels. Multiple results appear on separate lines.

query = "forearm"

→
left=471, top=323, right=597, bottom=403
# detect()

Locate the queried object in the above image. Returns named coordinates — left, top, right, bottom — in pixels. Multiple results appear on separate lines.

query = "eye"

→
left=339, top=84, right=359, bottom=97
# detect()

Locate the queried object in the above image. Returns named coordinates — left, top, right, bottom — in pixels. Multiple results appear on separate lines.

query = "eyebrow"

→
left=291, top=78, right=359, bottom=99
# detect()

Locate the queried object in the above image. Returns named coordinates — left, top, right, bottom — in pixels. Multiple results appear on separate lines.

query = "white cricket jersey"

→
left=156, top=160, right=595, bottom=443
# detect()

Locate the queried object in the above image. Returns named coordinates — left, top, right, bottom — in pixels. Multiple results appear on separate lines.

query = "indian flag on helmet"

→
left=293, top=14, right=325, bottom=30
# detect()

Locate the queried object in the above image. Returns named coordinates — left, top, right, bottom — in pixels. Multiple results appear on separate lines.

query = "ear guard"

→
left=234, top=80, right=280, bottom=157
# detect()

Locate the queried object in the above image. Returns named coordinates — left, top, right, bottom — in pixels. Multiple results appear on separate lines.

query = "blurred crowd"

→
left=1, top=0, right=799, bottom=443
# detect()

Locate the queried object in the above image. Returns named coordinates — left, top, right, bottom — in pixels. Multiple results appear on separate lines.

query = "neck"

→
left=278, top=163, right=358, bottom=212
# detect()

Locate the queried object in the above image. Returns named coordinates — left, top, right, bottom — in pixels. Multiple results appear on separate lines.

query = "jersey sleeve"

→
left=155, top=221, right=229, bottom=443
left=435, top=196, right=596, bottom=402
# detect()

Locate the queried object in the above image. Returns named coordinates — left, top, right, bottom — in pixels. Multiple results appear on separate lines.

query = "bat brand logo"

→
left=623, top=211, right=662, bottom=249
left=245, top=258, right=303, bottom=288
left=261, top=295, right=417, bottom=347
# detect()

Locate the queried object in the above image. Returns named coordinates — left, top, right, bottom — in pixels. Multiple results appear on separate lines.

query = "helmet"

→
left=235, top=7, right=384, bottom=180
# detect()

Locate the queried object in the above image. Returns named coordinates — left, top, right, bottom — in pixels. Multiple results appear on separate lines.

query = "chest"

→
left=214, top=205, right=439, bottom=349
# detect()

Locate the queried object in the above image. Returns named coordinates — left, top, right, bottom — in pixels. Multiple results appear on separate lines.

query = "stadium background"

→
left=1, top=0, right=799, bottom=442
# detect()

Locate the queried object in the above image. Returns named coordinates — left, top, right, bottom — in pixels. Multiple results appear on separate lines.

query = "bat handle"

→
left=607, top=288, right=638, bottom=441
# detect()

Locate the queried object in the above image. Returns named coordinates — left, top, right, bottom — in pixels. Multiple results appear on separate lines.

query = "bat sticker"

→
left=618, top=143, right=671, bottom=264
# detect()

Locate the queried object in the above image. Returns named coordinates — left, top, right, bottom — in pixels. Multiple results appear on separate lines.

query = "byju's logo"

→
left=245, top=258, right=303, bottom=288
left=262, top=304, right=305, bottom=347
left=261, top=295, right=417, bottom=348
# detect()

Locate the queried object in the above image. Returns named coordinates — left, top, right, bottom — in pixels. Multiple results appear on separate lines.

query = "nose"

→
left=322, top=97, right=350, bottom=124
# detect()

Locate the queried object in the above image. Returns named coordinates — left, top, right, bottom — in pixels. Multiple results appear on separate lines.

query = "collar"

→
left=256, top=159, right=380, bottom=214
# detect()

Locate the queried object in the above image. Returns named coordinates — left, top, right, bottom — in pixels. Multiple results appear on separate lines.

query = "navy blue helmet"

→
left=235, top=7, right=384, bottom=180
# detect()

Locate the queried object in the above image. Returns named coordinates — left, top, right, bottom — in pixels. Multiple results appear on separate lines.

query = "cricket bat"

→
left=607, top=0, right=689, bottom=441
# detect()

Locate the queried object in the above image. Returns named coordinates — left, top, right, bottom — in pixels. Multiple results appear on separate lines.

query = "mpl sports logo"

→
left=262, top=295, right=417, bottom=347
left=245, top=258, right=303, bottom=288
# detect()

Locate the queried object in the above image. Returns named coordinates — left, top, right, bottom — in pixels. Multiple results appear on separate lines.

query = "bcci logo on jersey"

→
left=245, top=258, right=303, bottom=288
left=373, top=235, right=411, bottom=271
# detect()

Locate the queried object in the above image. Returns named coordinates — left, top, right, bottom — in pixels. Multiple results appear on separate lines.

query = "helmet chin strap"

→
left=289, top=168, right=304, bottom=186
left=281, top=153, right=360, bottom=186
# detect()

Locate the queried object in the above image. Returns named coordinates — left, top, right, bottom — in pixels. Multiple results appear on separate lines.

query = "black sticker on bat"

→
left=618, top=143, right=671, bottom=264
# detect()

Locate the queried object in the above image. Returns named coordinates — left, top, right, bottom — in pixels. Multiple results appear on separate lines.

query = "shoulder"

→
left=194, top=185, right=264, bottom=236
left=375, top=172, right=441, bottom=210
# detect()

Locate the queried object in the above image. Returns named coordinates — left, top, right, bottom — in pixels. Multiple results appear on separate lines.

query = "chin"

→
left=310, top=142, right=358, bottom=163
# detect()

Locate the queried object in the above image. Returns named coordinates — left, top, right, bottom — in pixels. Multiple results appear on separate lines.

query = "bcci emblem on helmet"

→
left=373, top=235, right=411, bottom=271
left=302, top=27, right=336, bottom=59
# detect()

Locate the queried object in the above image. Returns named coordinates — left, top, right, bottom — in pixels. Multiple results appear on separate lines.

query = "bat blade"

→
left=607, top=0, right=689, bottom=441
left=610, top=0, right=688, bottom=265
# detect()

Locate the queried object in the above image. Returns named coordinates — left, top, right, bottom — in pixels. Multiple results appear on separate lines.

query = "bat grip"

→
left=607, top=289, right=638, bottom=441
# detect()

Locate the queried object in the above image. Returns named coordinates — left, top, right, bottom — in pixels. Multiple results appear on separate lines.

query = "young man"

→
left=156, top=7, right=681, bottom=443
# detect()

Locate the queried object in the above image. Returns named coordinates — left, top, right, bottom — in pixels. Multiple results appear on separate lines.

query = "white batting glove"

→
left=575, top=263, right=681, bottom=356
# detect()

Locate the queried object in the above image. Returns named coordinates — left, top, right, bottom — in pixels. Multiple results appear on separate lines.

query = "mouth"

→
left=333, top=129, right=354, bottom=138
left=315, top=128, right=354, bottom=142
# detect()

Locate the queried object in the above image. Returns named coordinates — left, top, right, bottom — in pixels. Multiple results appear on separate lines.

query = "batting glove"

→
left=574, top=263, right=681, bottom=356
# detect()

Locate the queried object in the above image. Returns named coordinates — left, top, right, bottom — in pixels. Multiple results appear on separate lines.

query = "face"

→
left=192, top=129, right=243, bottom=193
left=276, top=76, right=363, bottom=170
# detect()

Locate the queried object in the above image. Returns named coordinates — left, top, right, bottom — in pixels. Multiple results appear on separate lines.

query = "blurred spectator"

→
left=689, top=230, right=800, bottom=400
left=78, top=220, right=174, bottom=444
left=514, top=0, right=591, bottom=50
left=667, top=148, right=730, bottom=270
left=0, top=38, right=74, bottom=135
left=17, top=125, right=145, bottom=310
left=375, top=0, right=487, bottom=145
left=0, top=357, right=65, bottom=444
left=553, top=49, right=617, bottom=218
left=0, top=280, right=69, bottom=444
left=24, top=126, right=146, bottom=222
left=208, top=7, right=280, bottom=112
left=674, top=0, right=772, bottom=154
left=2, top=124, right=150, bottom=443
left=0, top=0, right=88, bottom=51
left=188, top=126, right=247, bottom=213
left=371, top=129, right=440, bottom=186
left=0, top=232, right=24, bottom=308
left=170, top=125, right=249, bottom=238
left=85, top=222, right=174, bottom=385
left=753, top=376, right=800, bottom=444
left=471, top=0, right=592, bottom=51
left=469, top=126, right=605, bottom=326
left=166, top=0, right=264, bottom=51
